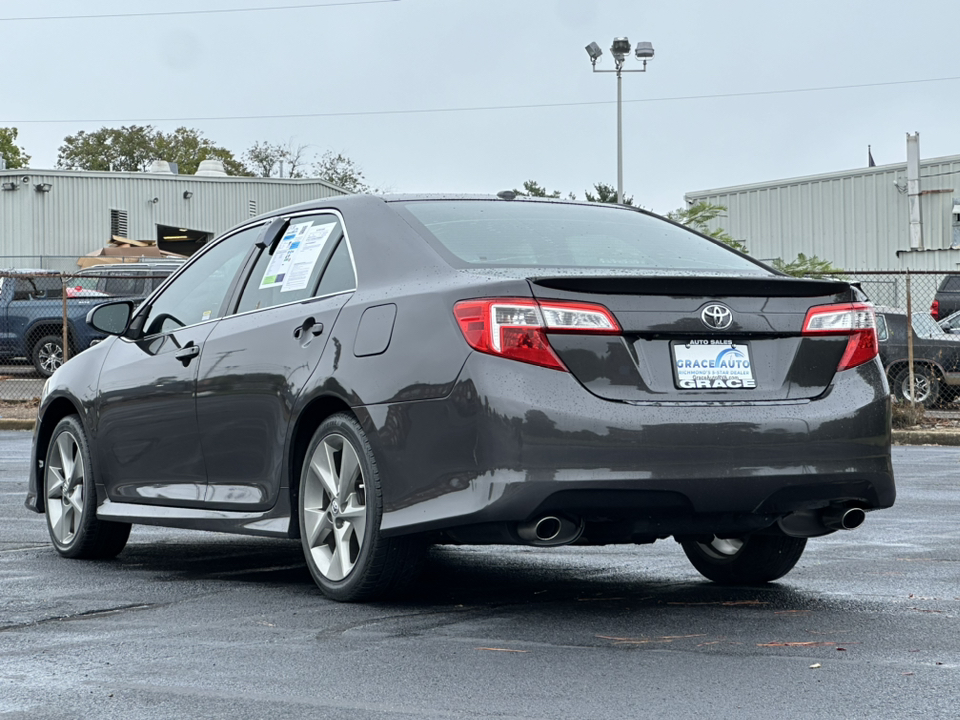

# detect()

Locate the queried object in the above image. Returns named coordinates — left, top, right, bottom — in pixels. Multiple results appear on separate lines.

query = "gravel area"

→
left=0, top=401, right=38, bottom=421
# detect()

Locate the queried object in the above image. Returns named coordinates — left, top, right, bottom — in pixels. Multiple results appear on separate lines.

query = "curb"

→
left=0, top=419, right=35, bottom=431
left=892, top=429, right=960, bottom=447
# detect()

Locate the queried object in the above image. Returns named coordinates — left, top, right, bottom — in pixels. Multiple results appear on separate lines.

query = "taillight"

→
left=453, top=298, right=620, bottom=371
left=931, top=299, right=940, bottom=320
left=802, top=302, right=878, bottom=371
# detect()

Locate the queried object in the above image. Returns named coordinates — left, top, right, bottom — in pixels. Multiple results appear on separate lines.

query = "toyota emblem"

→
left=701, top=304, right=733, bottom=330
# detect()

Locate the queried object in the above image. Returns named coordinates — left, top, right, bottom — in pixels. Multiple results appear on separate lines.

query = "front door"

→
left=94, top=223, right=263, bottom=506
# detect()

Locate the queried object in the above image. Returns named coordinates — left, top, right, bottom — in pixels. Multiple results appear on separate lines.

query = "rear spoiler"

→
left=530, top=275, right=853, bottom=299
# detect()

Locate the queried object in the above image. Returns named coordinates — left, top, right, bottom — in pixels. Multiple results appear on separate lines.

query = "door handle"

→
left=293, top=317, right=324, bottom=341
left=174, top=342, right=201, bottom=366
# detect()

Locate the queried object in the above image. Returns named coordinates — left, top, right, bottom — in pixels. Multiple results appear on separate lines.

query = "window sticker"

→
left=280, top=222, right=337, bottom=292
left=259, top=222, right=312, bottom=289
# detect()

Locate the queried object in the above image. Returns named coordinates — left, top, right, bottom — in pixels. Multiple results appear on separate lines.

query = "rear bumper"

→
left=363, top=353, right=894, bottom=538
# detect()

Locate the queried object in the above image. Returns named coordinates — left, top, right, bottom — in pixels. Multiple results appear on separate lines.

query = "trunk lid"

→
left=530, top=275, right=856, bottom=402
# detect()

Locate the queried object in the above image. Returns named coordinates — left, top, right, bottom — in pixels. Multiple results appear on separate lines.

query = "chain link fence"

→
left=0, top=268, right=176, bottom=412
left=0, top=267, right=955, bottom=416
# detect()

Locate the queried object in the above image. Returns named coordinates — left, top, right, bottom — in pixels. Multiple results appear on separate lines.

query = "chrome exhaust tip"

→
left=517, top=515, right=583, bottom=546
left=823, top=506, right=866, bottom=531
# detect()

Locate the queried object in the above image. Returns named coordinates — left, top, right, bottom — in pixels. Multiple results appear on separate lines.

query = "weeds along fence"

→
left=0, top=270, right=170, bottom=403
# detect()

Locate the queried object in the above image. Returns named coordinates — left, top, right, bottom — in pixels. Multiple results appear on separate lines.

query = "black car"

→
left=876, top=308, right=960, bottom=407
left=26, top=195, right=896, bottom=601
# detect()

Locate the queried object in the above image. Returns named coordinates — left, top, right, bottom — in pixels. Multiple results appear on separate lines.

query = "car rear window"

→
left=398, top=200, right=767, bottom=272
left=942, top=276, right=960, bottom=292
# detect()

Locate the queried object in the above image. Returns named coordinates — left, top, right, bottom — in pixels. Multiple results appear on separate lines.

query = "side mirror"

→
left=87, top=301, right=134, bottom=336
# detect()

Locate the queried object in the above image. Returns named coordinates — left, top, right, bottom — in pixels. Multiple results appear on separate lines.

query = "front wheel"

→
left=680, top=533, right=806, bottom=585
left=32, top=334, right=65, bottom=377
left=892, top=365, right=939, bottom=409
left=44, top=415, right=131, bottom=559
left=298, top=413, right=424, bottom=602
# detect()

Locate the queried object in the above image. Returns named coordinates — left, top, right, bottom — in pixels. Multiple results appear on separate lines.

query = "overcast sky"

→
left=3, top=0, right=959, bottom=214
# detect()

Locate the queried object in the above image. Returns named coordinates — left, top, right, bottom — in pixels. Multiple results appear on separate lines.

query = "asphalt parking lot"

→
left=1, top=431, right=958, bottom=719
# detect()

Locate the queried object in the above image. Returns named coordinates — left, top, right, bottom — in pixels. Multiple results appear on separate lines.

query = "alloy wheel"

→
left=301, top=433, right=367, bottom=582
left=901, top=374, right=932, bottom=403
left=38, top=341, right=63, bottom=375
left=46, top=431, right=85, bottom=545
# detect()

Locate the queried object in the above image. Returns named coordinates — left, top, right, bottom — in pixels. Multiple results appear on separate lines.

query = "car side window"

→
left=875, top=314, right=888, bottom=342
left=235, top=214, right=344, bottom=314
left=103, top=275, right=145, bottom=296
left=316, top=238, right=357, bottom=296
left=13, top=277, right=62, bottom=301
left=943, top=276, right=960, bottom=292
left=141, top=225, right=260, bottom=336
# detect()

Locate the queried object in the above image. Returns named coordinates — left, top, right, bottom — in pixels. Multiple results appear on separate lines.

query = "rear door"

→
left=531, top=275, right=855, bottom=402
left=196, top=212, right=357, bottom=510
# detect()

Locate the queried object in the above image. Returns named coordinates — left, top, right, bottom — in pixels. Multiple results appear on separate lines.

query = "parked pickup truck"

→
left=929, top=275, right=960, bottom=320
left=876, top=306, right=960, bottom=407
left=0, top=270, right=116, bottom=377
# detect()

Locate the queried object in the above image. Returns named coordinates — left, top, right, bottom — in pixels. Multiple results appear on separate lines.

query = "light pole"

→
left=586, top=38, right=654, bottom=205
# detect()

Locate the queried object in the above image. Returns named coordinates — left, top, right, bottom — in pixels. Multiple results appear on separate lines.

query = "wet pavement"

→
left=1, top=431, right=957, bottom=719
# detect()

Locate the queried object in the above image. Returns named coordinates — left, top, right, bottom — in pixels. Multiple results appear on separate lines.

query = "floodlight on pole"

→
left=586, top=36, right=655, bottom=205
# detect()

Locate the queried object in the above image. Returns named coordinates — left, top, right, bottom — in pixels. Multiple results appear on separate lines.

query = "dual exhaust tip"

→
left=513, top=507, right=866, bottom=545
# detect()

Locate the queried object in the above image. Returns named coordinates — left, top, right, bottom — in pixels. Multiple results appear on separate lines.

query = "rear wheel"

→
left=680, top=533, right=806, bottom=584
left=892, top=365, right=939, bottom=409
left=298, top=413, right=424, bottom=602
left=45, top=416, right=131, bottom=559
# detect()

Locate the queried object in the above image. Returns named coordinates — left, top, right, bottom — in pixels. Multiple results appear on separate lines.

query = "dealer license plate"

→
left=672, top=339, right=756, bottom=389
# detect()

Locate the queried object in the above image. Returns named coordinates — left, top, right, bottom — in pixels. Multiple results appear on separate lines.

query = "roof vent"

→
left=195, top=159, right=228, bottom=177
left=147, top=159, right=175, bottom=174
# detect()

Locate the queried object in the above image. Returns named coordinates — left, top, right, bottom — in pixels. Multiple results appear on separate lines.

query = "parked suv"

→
left=0, top=270, right=115, bottom=377
left=929, top=275, right=960, bottom=320
left=66, top=261, right=184, bottom=298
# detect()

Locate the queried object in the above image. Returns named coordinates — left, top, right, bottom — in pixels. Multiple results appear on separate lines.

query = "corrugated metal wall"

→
left=685, top=155, right=960, bottom=271
left=0, top=170, right=347, bottom=262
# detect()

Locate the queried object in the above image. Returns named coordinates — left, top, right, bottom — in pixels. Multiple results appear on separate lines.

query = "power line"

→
left=4, top=74, right=960, bottom=125
left=0, top=0, right=398, bottom=22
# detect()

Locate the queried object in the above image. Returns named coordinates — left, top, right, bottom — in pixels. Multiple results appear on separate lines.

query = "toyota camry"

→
left=26, top=194, right=895, bottom=601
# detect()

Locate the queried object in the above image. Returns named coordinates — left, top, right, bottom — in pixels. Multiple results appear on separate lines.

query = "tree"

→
left=585, top=182, right=634, bottom=206
left=154, top=127, right=249, bottom=176
left=514, top=180, right=561, bottom=198
left=666, top=201, right=748, bottom=254
left=0, top=127, right=30, bottom=169
left=57, top=125, right=248, bottom=175
left=770, top=253, right=846, bottom=278
left=313, top=151, right=371, bottom=193
left=243, top=140, right=310, bottom=178
left=58, top=125, right=157, bottom=172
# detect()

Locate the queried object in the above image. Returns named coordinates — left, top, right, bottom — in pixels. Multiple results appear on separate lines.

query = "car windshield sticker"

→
left=259, top=222, right=312, bottom=289
left=280, top=222, right=337, bottom=293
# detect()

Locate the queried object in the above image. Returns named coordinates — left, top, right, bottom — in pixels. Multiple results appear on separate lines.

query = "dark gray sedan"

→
left=25, top=195, right=895, bottom=601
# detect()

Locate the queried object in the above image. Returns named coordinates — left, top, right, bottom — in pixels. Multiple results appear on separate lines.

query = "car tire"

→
left=680, top=533, right=806, bottom=585
left=32, top=334, right=66, bottom=378
left=298, top=413, right=424, bottom=602
left=44, top=415, right=131, bottom=559
left=892, top=365, right=939, bottom=409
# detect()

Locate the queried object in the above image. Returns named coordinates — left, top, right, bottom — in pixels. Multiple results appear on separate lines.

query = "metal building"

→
left=685, top=135, right=960, bottom=272
left=0, top=164, right=348, bottom=270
